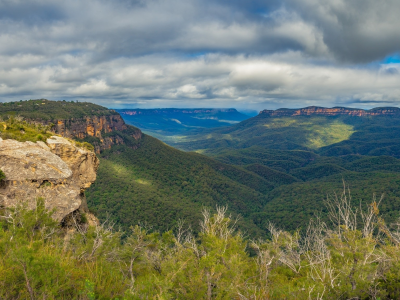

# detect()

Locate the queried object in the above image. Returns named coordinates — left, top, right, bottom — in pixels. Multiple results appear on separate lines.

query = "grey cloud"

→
left=287, top=0, right=400, bottom=62
left=1, top=0, right=399, bottom=62
left=1, top=52, right=399, bottom=110
left=0, top=0, right=66, bottom=24
left=0, top=0, right=400, bottom=109
left=0, top=0, right=326, bottom=59
left=385, top=68, right=399, bottom=75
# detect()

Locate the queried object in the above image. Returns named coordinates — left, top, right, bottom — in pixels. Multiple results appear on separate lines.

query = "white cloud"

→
left=0, top=0, right=399, bottom=109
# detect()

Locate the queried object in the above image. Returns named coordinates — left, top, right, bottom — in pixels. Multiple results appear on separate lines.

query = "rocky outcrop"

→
left=259, top=106, right=400, bottom=117
left=40, top=114, right=142, bottom=153
left=0, top=136, right=99, bottom=221
left=52, top=115, right=126, bottom=138
left=47, top=136, right=98, bottom=190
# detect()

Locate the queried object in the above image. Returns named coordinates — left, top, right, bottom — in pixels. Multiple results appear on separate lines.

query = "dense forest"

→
left=86, top=134, right=273, bottom=236
left=167, top=112, right=400, bottom=231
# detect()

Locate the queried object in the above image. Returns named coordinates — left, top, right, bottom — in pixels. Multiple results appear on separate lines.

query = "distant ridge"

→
left=260, top=106, right=400, bottom=117
left=118, top=108, right=239, bottom=116
left=116, top=108, right=249, bottom=140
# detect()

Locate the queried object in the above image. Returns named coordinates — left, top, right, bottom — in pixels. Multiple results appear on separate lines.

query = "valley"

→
left=0, top=100, right=272, bottom=236
left=119, top=105, right=400, bottom=231
left=2, top=1, right=398, bottom=297
left=3, top=100, right=400, bottom=298
left=4, top=100, right=400, bottom=236
left=116, top=108, right=250, bottom=144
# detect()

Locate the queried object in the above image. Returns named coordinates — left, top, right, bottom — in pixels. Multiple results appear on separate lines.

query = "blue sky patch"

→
left=383, top=54, right=400, bottom=64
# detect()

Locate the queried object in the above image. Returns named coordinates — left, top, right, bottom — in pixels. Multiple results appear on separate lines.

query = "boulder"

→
left=46, top=136, right=99, bottom=189
left=0, top=136, right=99, bottom=221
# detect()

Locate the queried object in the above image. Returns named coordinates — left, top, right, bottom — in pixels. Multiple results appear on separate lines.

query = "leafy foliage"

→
left=244, top=164, right=299, bottom=186
left=0, top=199, right=127, bottom=299
left=2, top=194, right=400, bottom=299
left=0, top=115, right=53, bottom=142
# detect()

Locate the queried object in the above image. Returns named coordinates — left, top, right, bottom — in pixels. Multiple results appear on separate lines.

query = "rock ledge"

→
left=0, top=136, right=99, bottom=221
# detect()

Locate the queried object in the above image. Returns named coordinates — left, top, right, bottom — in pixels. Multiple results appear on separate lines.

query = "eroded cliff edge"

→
left=0, top=99, right=142, bottom=153
left=44, top=114, right=142, bottom=153
left=0, top=136, right=99, bottom=222
left=260, top=106, right=400, bottom=117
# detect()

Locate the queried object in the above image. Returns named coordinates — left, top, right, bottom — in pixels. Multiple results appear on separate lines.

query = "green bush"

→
left=0, top=116, right=52, bottom=142
left=74, top=140, right=95, bottom=151
left=2, top=190, right=400, bottom=299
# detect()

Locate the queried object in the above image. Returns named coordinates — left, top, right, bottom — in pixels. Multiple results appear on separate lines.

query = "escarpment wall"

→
left=53, top=115, right=126, bottom=138
left=39, top=114, right=142, bottom=153
left=0, top=136, right=99, bottom=221
left=260, top=106, right=400, bottom=117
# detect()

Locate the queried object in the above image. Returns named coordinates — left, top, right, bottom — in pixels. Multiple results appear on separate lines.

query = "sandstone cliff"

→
left=0, top=100, right=143, bottom=153
left=0, top=136, right=99, bottom=221
left=41, top=114, right=142, bottom=153
left=260, top=106, right=400, bottom=117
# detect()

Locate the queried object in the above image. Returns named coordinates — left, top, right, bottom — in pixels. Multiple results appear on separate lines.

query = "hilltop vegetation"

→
left=0, top=115, right=94, bottom=151
left=0, top=99, right=113, bottom=120
left=0, top=115, right=53, bottom=142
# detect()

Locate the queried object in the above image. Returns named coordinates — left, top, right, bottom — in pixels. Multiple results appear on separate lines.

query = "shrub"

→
left=2, top=188, right=400, bottom=299
left=0, top=117, right=52, bottom=142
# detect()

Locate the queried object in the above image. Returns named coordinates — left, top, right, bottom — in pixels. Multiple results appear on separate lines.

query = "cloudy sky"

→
left=0, top=0, right=399, bottom=110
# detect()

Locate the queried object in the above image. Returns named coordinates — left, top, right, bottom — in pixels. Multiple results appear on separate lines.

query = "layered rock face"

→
left=52, top=115, right=126, bottom=138
left=40, top=114, right=141, bottom=153
left=0, top=136, right=99, bottom=221
left=260, top=106, right=400, bottom=117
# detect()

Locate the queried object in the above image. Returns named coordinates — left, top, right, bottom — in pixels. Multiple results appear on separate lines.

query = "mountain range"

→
left=3, top=100, right=400, bottom=236
left=0, top=100, right=270, bottom=236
